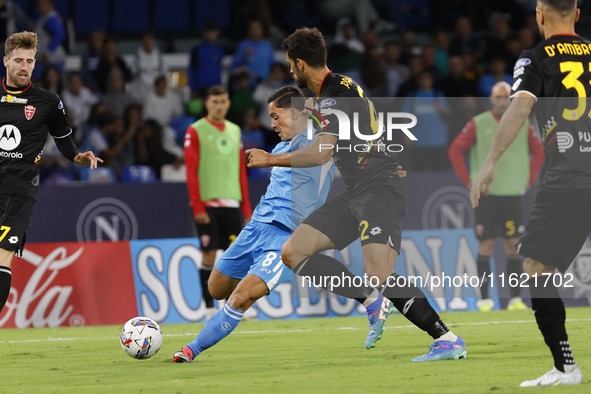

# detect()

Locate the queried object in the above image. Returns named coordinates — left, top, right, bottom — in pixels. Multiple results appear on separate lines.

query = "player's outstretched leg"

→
left=173, top=274, right=268, bottom=363
left=172, top=302, right=245, bottom=363
left=379, top=274, right=467, bottom=361
left=286, top=227, right=396, bottom=348
left=293, top=253, right=393, bottom=348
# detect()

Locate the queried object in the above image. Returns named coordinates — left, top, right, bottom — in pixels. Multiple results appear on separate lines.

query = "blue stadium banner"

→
left=129, top=230, right=499, bottom=324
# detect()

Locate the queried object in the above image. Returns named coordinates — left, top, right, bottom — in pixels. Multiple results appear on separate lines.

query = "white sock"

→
left=434, top=331, right=458, bottom=342
left=362, top=289, right=380, bottom=307
left=564, top=364, right=578, bottom=374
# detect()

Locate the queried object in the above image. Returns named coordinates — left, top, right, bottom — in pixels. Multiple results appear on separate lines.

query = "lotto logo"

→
left=370, top=227, right=382, bottom=236
left=8, top=236, right=18, bottom=244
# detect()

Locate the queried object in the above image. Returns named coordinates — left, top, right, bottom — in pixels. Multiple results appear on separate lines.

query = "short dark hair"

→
left=154, top=75, right=167, bottom=87
left=96, top=112, right=118, bottom=129
left=206, top=85, right=228, bottom=99
left=267, top=85, right=304, bottom=111
left=282, top=27, right=327, bottom=68
left=67, top=71, right=83, bottom=82
left=540, top=0, right=577, bottom=14
left=203, top=20, right=219, bottom=32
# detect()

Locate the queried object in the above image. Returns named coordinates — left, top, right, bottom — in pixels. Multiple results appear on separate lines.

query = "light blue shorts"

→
left=215, top=221, right=292, bottom=291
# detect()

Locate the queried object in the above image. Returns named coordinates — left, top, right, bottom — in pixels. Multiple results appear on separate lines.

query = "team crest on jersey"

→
left=24, top=105, right=36, bottom=120
left=200, top=235, right=211, bottom=248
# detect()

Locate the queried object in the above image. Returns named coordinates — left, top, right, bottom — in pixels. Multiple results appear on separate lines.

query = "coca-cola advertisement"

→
left=0, top=242, right=138, bottom=328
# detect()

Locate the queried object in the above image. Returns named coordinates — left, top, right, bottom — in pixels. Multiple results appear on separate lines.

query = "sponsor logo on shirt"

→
left=319, top=98, right=337, bottom=109
left=1, top=94, right=28, bottom=104
left=512, top=78, right=522, bottom=91
left=577, top=131, right=591, bottom=152
left=0, top=125, right=23, bottom=158
left=556, top=131, right=574, bottom=152
left=515, top=58, right=531, bottom=68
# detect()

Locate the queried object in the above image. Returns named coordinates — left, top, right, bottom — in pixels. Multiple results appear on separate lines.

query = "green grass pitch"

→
left=1, top=308, right=589, bottom=393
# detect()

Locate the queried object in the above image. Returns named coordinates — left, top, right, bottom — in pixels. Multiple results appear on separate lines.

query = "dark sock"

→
left=0, top=266, right=11, bottom=313
left=294, top=254, right=375, bottom=302
left=380, top=274, right=448, bottom=339
left=507, top=256, right=523, bottom=298
left=529, top=277, right=574, bottom=372
left=199, top=267, right=214, bottom=308
left=476, top=254, right=490, bottom=299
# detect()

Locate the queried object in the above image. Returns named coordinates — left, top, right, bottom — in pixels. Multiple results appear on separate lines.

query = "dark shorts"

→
left=517, top=189, right=591, bottom=273
left=0, top=195, right=36, bottom=255
left=475, top=195, right=525, bottom=240
left=195, top=207, right=242, bottom=251
left=303, top=185, right=406, bottom=252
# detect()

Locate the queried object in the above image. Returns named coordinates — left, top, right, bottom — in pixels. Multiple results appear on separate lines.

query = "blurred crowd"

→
left=0, top=0, right=555, bottom=183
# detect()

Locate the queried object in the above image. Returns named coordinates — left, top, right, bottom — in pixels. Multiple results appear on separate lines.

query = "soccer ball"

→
left=119, top=316, right=163, bottom=359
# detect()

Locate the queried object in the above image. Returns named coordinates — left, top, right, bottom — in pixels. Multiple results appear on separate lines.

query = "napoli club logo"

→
left=24, top=105, right=35, bottom=120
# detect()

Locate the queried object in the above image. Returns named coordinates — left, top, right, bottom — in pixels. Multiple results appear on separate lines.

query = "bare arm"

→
left=247, top=134, right=337, bottom=168
left=470, top=93, right=536, bottom=206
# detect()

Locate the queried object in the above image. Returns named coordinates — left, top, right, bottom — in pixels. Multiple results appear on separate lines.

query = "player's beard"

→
left=295, top=77, right=307, bottom=89
left=7, top=70, right=30, bottom=89
left=292, top=63, right=308, bottom=89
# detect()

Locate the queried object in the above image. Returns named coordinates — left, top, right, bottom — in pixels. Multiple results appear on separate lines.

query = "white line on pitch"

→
left=2, top=318, right=590, bottom=344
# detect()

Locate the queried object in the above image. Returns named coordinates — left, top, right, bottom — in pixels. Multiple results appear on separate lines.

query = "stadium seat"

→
left=79, top=167, right=116, bottom=183
left=112, top=0, right=149, bottom=33
left=194, top=0, right=229, bottom=31
left=153, top=0, right=191, bottom=32
left=170, top=115, right=197, bottom=145
left=121, top=165, right=158, bottom=183
left=73, top=0, right=109, bottom=34
left=160, top=164, right=187, bottom=182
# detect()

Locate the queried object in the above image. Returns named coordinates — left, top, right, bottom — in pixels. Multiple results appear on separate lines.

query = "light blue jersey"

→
left=216, top=130, right=335, bottom=290
left=252, top=132, right=335, bottom=230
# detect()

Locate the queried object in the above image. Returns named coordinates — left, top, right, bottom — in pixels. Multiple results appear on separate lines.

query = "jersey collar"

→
left=206, top=116, right=226, bottom=131
left=317, top=70, right=332, bottom=97
left=490, top=110, right=502, bottom=122
left=549, top=33, right=579, bottom=38
left=2, top=77, right=32, bottom=94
